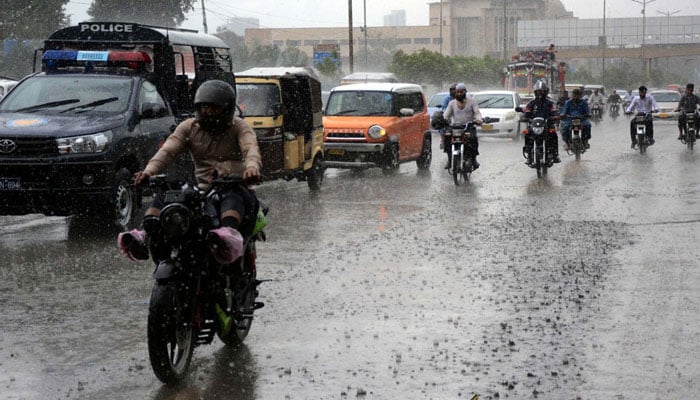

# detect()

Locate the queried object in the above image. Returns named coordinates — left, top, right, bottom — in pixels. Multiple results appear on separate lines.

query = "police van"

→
left=0, top=22, right=235, bottom=231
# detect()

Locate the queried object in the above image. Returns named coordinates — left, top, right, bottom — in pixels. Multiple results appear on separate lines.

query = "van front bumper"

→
left=323, top=142, right=386, bottom=169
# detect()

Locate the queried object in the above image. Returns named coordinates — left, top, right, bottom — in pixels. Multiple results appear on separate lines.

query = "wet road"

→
left=1, top=115, right=699, bottom=399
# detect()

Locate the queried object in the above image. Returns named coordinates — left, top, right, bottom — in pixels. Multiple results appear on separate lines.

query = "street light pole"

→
left=631, top=0, right=656, bottom=84
left=602, top=0, right=606, bottom=87
left=363, top=0, right=367, bottom=70
left=439, top=0, right=443, bottom=55
left=348, top=0, right=354, bottom=74
left=657, top=9, right=680, bottom=72
left=503, top=0, right=507, bottom=62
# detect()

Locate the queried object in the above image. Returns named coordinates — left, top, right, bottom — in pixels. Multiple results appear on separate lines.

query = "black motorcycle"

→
left=562, top=115, right=589, bottom=161
left=680, top=112, right=697, bottom=151
left=445, top=120, right=484, bottom=185
left=144, top=174, right=268, bottom=384
left=608, top=102, right=620, bottom=120
left=630, top=112, right=653, bottom=154
left=590, top=102, right=603, bottom=123
left=522, top=116, right=558, bottom=178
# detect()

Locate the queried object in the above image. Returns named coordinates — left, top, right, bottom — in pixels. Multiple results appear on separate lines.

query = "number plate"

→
left=658, top=112, right=668, bottom=118
left=0, top=178, right=20, bottom=190
left=327, top=148, right=345, bottom=156
left=481, top=124, right=493, bottom=131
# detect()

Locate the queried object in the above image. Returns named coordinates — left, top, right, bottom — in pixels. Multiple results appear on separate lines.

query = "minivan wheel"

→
left=306, top=155, right=324, bottom=191
left=416, top=135, right=432, bottom=169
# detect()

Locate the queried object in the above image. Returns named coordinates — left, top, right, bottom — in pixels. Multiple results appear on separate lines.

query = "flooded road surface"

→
left=1, top=116, right=699, bottom=399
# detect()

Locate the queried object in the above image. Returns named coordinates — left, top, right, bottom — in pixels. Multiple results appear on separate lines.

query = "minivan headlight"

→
left=367, top=125, right=386, bottom=139
left=57, top=130, right=112, bottom=154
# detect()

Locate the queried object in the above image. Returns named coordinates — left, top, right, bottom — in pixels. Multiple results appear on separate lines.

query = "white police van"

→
left=0, top=22, right=235, bottom=231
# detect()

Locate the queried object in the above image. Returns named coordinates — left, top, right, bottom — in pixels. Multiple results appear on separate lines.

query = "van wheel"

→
left=109, top=168, right=142, bottom=231
left=381, top=143, right=399, bottom=175
left=416, top=135, right=432, bottom=170
left=306, top=155, right=324, bottom=191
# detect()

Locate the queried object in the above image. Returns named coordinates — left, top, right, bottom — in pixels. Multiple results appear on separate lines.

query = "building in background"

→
left=221, top=16, right=259, bottom=37
left=384, top=10, right=406, bottom=27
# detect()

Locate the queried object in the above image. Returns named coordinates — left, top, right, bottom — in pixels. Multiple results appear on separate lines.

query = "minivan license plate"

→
left=0, top=178, right=20, bottom=190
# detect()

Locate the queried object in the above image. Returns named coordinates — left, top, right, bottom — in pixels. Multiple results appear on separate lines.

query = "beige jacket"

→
left=144, top=116, right=262, bottom=185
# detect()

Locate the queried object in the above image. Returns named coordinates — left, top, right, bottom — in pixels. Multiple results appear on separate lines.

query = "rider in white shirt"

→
left=625, top=85, right=659, bottom=148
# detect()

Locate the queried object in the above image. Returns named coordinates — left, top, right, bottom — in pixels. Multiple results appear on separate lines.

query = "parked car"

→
left=472, top=90, right=523, bottom=139
left=428, top=91, right=448, bottom=131
left=649, top=89, right=681, bottom=119
left=323, top=82, right=432, bottom=174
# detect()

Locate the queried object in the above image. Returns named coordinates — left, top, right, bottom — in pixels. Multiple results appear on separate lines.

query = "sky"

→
left=65, top=0, right=699, bottom=32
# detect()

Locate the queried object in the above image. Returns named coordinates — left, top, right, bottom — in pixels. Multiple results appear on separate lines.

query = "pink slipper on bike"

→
left=207, top=226, right=243, bottom=264
left=117, top=229, right=149, bottom=261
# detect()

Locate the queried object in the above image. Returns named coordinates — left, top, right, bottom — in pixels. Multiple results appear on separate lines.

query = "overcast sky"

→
left=65, top=0, right=698, bottom=32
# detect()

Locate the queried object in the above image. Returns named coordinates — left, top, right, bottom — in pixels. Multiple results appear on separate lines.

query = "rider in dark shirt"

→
left=674, top=83, right=700, bottom=140
left=522, top=80, right=560, bottom=164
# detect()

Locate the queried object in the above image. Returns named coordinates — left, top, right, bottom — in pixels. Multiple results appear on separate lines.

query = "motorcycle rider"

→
left=560, top=88, right=592, bottom=150
left=556, top=89, right=569, bottom=110
left=438, top=83, right=457, bottom=150
left=118, top=80, right=262, bottom=264
left=442, top=82, right=483, bottom=169
left=625, top=85, right=659, bottom=148
left=589, top=89, right=605, bottom=117
left=674, top=83, right=700, bottom=140
left=607, top=89, right=622, bottom=114
left=522, top=80, right=560, bottom=164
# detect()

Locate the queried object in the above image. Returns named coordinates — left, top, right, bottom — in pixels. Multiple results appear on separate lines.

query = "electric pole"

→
left=201, top=0, right=208, bottom=33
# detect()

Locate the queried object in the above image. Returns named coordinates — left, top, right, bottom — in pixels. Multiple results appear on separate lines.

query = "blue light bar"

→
left=42, top=50, right=79, bottom=61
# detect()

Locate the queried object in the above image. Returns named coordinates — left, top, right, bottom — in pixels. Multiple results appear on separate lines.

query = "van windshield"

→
left=325, top=91, right=395, bottom=116
left=237, top=83, right=281, bottom=117
left=0, top=76, right=132, bottom=114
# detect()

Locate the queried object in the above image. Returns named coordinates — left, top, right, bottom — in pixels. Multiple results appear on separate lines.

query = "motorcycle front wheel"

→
left=147, top=282, right=195, bottom=385
left=688, top=128, right=695, bottom=151
left=452, top=153, right=462, bottom=185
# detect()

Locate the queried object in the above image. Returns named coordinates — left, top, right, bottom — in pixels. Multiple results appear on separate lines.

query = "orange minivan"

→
left=323, top=83, right=432, bottom=174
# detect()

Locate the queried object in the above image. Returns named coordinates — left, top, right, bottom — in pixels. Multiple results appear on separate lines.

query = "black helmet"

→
left=194, top=80, right=236, bottom=133
left=534, top=80, right=548, bottom=98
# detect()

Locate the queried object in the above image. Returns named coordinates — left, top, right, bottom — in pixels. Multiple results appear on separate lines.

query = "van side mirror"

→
left=399, top=108, right=414, bottom=117
left=141, top=103, right=166, bottom=119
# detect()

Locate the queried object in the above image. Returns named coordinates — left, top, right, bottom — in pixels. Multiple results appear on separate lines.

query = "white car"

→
left=472, top=90, right=523, bottom=139
left=0, top=79, right=17, bottom=99
left=649, top=89, right=681, bottom=119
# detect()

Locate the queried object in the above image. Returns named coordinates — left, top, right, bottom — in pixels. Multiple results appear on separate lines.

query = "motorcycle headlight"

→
left=533, top=126, right=545, bottom=135
left=368, top=125, right=386, bottom=139
left=160, top=203, right=191, bottom=239
left=56, top=130, right=112, bottom=154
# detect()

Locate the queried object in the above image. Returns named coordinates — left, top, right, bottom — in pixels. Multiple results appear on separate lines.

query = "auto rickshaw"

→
left=236, top=67, right=324, bottom=190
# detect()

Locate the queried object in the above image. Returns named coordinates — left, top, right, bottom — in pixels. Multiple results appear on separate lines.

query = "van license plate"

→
left=328, top=148, right=345, bottom=155
left=481, top=124, right=493, bottom=131
left=0, top=178, right=20, bottom=190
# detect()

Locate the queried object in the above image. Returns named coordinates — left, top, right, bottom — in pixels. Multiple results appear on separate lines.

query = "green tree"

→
left=0, top=1, right=69, bottom=39
left=315, top=55, right=341, bottom=80
left=87, top=0, right=196, bottom=27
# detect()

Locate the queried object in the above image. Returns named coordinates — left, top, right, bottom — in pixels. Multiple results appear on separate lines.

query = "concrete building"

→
left=244, top=0, right=570, bottom=66
left=384, top=10, right=406, bottom=27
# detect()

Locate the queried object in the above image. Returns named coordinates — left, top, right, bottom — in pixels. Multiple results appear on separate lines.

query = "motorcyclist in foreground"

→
left=117, top=80, right=262, bottom=264
left=674, top=83, right=700, bottom=140
left=625, top=85, right=659, bottom=149
left=559, top=88, right=592, bottom=150
left=442, top=83, right=483, bottom=169
left=522, top=80, right=560, bottom=164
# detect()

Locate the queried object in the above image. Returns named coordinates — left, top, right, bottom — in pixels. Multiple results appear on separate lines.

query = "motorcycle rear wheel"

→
left=147, top=282, right=195, bottom=385
left=688, top=129, right=695, bottom=151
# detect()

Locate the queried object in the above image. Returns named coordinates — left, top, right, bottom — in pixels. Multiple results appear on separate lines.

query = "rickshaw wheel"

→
left=306, top=155, right=324, bottom=191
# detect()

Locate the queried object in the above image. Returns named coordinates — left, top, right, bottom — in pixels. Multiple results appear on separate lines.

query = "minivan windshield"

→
left=325, top=91, right=395, bottom=116
left=0, top=76, right=132, bottom=114
left=236, top=83, right=281, bottom=117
